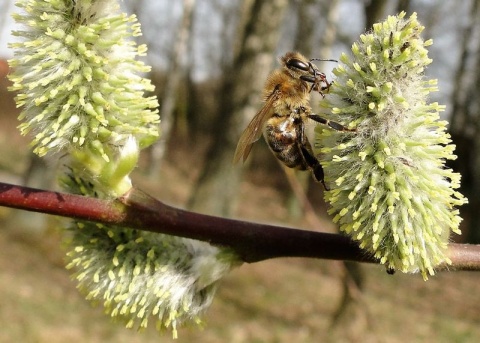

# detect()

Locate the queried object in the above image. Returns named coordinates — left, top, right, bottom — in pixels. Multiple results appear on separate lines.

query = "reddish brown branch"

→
left=122, top=188, right=370, bottom=263
left=0, top=181, right=479, bottom=270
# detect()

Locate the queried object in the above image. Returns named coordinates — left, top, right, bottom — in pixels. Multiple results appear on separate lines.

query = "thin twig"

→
left=0, top=181, right=479, bottom=271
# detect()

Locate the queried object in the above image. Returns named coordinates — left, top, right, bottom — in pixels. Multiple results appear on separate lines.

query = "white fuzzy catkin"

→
left=64, top=206, right=238, bottom=336
left=9, top=0, right=159, bottom=158
left=316, top=13, right=467, bottom=279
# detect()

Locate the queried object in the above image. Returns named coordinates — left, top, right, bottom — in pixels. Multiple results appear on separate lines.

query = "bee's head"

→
left=281, top=52, right=319, bottom=80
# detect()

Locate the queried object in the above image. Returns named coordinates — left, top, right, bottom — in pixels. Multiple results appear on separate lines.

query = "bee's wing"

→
left=233, top=88, right=280, bottom=164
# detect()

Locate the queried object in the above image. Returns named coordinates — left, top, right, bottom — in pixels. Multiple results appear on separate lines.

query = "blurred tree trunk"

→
left=293, top=0, right=316, bottom=56
left=396, top=0, right=411, bottom=13
left=0, top=2, right=9, bottom=37
left=187, top=0, right=288, bottom=216
left=187, top=1, right=239, bottom=143
left=183, top=43, right=197, bottom=141
left=363, top=0, right=387, bottom=30
left=316, top=0, right=339, bottom=58
left=147, top=0, right=196, bottom=174
left=449, top=0, right=480, bottom=242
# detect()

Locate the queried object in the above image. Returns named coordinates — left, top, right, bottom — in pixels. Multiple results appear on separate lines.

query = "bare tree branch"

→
left=0, top=181, right=479, bottom=272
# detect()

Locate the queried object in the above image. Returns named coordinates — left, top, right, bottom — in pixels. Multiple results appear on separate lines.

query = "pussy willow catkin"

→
left=9, top=0, right=159, bottom=158
left=63, top=168, right=238, bottom=336
left=316, top=12, right=467, bottom=279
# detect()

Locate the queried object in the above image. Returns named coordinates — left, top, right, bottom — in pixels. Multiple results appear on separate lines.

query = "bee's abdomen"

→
left=263, top=119, right=308, bottom=170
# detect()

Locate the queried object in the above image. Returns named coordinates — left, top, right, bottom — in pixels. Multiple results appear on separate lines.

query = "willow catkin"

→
left=316, top=12, right=467, bottom=279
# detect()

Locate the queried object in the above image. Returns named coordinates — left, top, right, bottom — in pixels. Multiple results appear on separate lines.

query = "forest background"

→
left=1, top=0, right=480, bottom=342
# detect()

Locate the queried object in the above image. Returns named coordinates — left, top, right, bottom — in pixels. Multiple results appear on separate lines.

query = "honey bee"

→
left=233, top=51, right=354, bottom=190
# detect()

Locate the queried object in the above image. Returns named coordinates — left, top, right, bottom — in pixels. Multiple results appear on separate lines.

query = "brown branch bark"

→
left=0, top=181, right=479, bottom=271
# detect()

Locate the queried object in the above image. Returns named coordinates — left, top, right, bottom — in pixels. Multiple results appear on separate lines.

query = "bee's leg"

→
left=308, top=114, right=355, bottom=132
left=296, top=121, right=329, bottom=190
left=299, top=75, right=320, bottom=94
left=320, top=80, right=333, bottom=92
left=300, top=145, right=329, bottom=191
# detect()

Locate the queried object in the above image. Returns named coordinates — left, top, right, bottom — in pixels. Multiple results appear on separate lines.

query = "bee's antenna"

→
left=310, top=58, right=338, bottom=63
